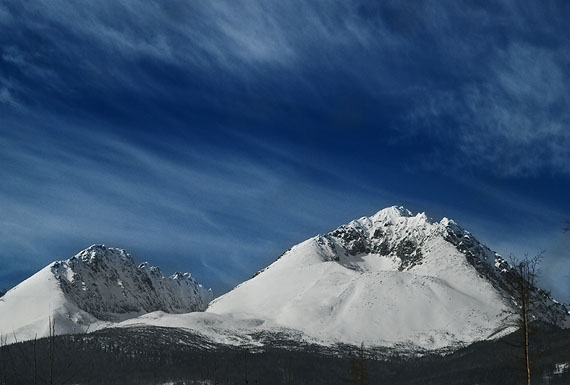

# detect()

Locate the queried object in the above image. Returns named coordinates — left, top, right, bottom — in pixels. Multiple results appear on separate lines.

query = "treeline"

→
left=0, top=324, right=569, bottom=385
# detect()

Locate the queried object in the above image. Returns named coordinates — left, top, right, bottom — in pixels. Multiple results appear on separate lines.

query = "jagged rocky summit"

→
left=52, top=245, right=212, bottom=321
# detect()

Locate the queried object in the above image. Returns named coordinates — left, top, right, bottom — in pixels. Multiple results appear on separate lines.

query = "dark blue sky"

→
left=1, top=1, right=569, bottom=300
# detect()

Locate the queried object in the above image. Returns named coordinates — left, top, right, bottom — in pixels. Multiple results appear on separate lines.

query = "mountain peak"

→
left=208, top=206, right=570, bottom=349
left=67, top=244, right=134, bottom=266
left=370, top=205, right=414, bottom=220
left=322, top=206, right=438, bottom=268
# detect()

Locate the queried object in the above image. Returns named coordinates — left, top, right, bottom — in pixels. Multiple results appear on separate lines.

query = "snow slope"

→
left=0, top=264, right=104, bottom=344
left=206, top=206, right=569, bottom=350
left=0, top=245, right=212, bottom=344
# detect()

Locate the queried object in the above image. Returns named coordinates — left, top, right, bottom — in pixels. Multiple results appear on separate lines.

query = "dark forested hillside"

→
left=0, top=324, right=569, bottom=385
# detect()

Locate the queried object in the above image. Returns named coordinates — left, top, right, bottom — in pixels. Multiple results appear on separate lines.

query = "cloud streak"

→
left=0, top=112, right=398, bottom=293
left=406, top=43, right=570, bottom=177
left=3, top=0, right=569, bottom=177
left=1, top=0, right=569, bottom=298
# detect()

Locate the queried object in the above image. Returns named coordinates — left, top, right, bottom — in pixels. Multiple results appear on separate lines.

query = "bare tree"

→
left=503, top=254, right=544, bottom=385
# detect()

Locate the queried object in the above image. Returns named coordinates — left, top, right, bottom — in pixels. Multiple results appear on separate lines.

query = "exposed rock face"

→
left=321, top=206, right=430, bottom=271
left=51, top=245, right=213, bottom=321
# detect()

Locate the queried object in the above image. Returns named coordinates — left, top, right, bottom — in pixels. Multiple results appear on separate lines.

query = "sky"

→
left=1, top=0, right=569, bottom=300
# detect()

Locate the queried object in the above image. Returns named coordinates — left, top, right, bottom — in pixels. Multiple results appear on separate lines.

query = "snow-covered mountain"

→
left=0, top=245, right=212, bottom=344
left=2, top=207, right=568, bottom=351
left=206, top=206, right=569, bottom=349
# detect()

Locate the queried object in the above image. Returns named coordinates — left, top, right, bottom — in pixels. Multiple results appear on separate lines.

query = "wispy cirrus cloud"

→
left=1, top=0, right=570, bottom=299
left=405, top=43, right=570, bottom=177
left=3, top=0, right=569, bottom=178
left=0, top=112, right=398, bottom=293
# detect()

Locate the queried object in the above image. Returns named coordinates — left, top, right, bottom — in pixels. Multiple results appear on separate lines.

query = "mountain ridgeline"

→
left=0, top=206, right=568, bottom=352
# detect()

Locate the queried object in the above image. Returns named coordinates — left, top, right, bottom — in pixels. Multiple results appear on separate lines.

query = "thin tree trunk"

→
left=522, top=287, right=530, bottom=385
left=525, top=325, right=530, bottom=385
